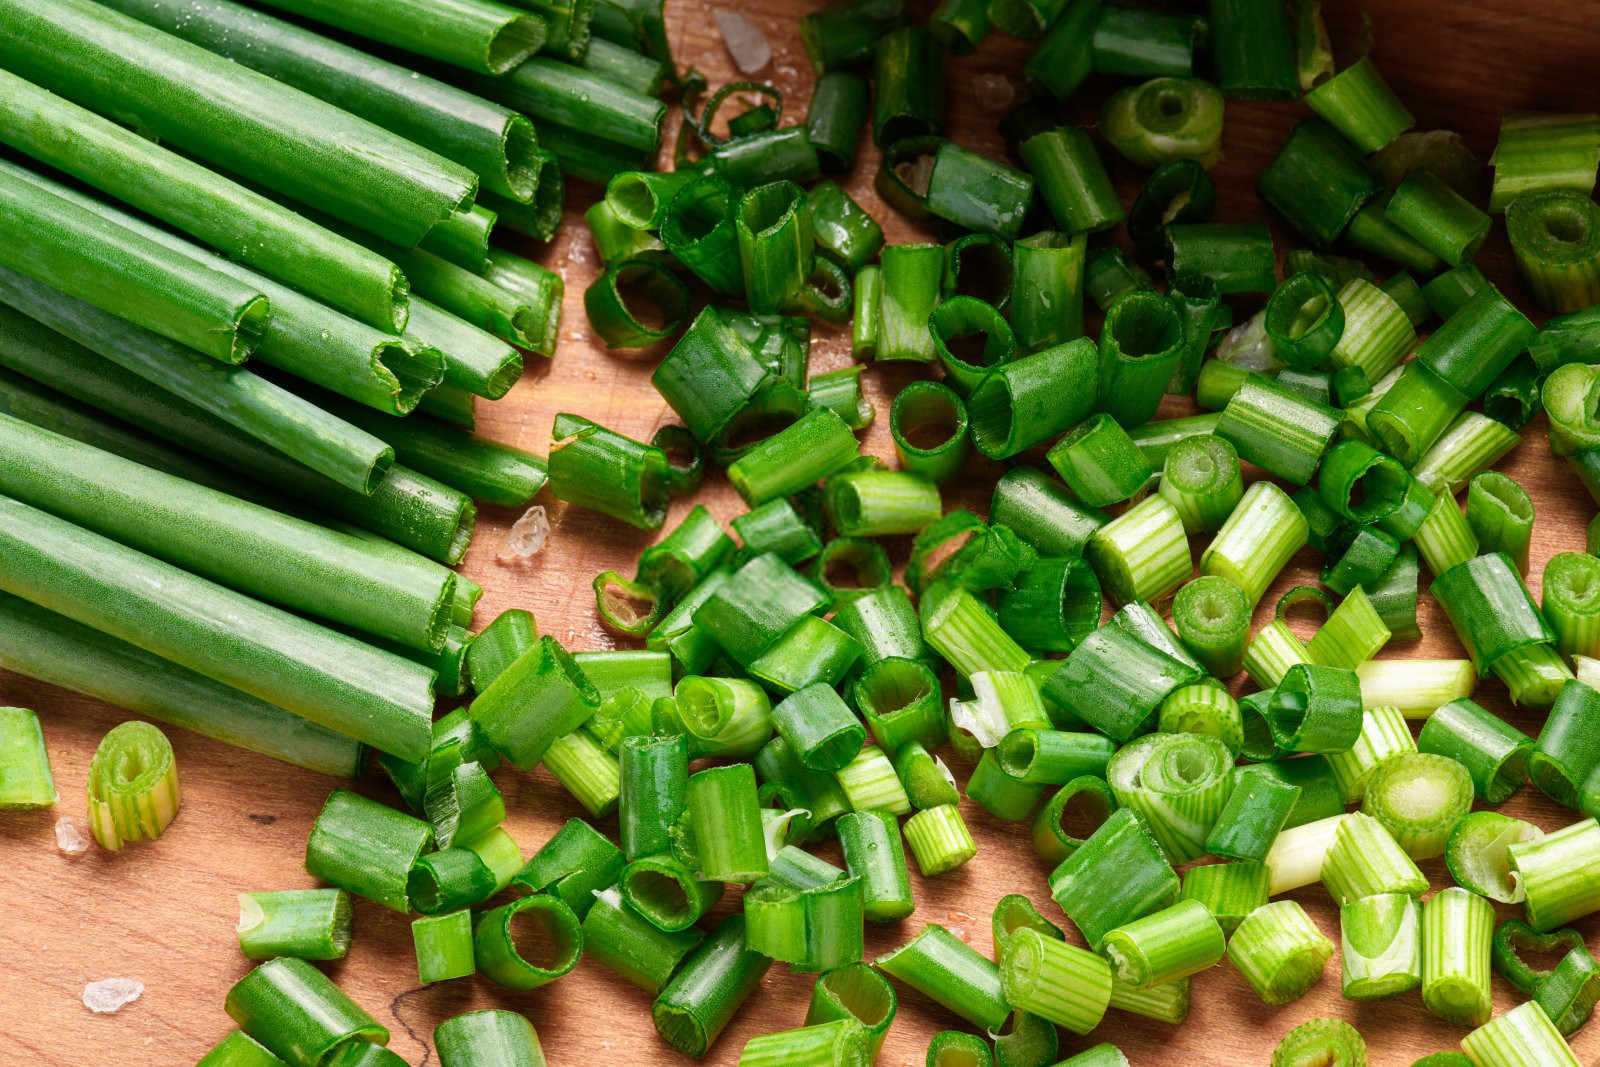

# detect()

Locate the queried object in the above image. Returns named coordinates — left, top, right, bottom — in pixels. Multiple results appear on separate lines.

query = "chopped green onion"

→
left=1431, top=553, right=1554, bottom=676
left=1489, top=112, right=1600, bottom=212
left=1159, top=434, right=1245, bottom=536
left=1421, top=886, right=1494, bottom=1027
left=1445, top=811, right=1541, bottom=904
left=652, top=914, right=772, bottom=1058
left=902, top=802, right=978, bottom=875
left=1543, top=552, right=1600, bottom=660
left=1362, top=752, right=1473, bottom=860
left=968, top=339, right=1101, bottom=461
left=686, top=763, right=768, bottom=882
left=1042, top=624, right=1201, bottom=743
left=1461, top=1001, right=1582, bottom=1067
left=621, top=853, right=720, bottom=933
left=1411, top=413, right=1521, bottom=496
left=1507, top=190, right=1600, bottom=313
left=1416, top=698, right=1531, bottom=804
left=1205, top=770, right=1299, bottom=863
left=1048, top=413, right=1153, bottom=508
left=927, top=1031, right=992, bottom=1067
left=1530, top=678, right=1600, bottom=808
left=836, top=746, right=913, bottom=816
left=890, top=381, right=970, bottom=484
left=1101, top=898, right=1224, bottom=990
left=1304, top=56, right=1412, bottom=150
left=1009, top=232, right=1086, bottom=353
left=1048, top=807, right=1180, bottom=950
left=0, top=705, right=54, bottom=809
left=1201, top=481, right=1309, bottom=607
left=1159, top=682, right=1245, bottom=754
left=1209, top=0, right=1297, bottom=98
left=473, top=894, right=582, bottom=991
left=836, top=810, right=914, bottom=922
left=877, top=923, right=1011, bottom=1032
left=1466, top=473, right=1534, bottom=574
left=83, top=720, right=179, bottom=851
left=1216, top=379, right=1341, bottom=485
left=1101, top=77, right=1224, bottom=169
left=1270, top=1018, right=1367, bottom=1067
left=1180, top=861, right=1268, bottom=936
left=1258, top=118, right=1382, bottom=247
left=1107, top=976, right=1190, bottom=1026
left=1325, top=706, right=1415, bottom=803
left=1226, top=900, right=1334, bottom=1005
left=434, top=1010, right=545, bottom=1067
left=1308, top=587, right=1390, bottom=670
left=999, top=927, right=1112, bottom=1034
left=1321, top=811, right=1428, bottom=904
left=1031, top=775, right=1117, bottom=865
left=1021, top=127, right=1124, bottom=234
left=1387, top=170, right=1492, bottom=266
left=1245, top=620, right=1312, bottom=691
left=237, top=889, right=351, bottom=962
left=1086, top=494, right=1192, bottom=606
left=1263, top=814, right=1347, bottom=895
left=1340, top=892, right=1421, bottom=1001
left=225, top=958, right=387, bottom=1067
left=412, top=910, right=475, bottom=985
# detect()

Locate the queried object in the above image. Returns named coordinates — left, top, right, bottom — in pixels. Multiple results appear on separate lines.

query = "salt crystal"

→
left=714, top=10, right=771, bottom=74
left=55, top=817, right=89, bottom=854
left=82, top=978, right=143, bottom=1014
left=498, top=505, right=550, bottom=561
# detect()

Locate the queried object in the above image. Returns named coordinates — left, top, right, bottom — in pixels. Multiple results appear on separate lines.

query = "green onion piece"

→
left=1021, top=127, right=1124, bottom=234
left=1086, top=494, right=1192, bottom=606
left=1107, top=977, right=1190, bottom=1026
left=1325, top=706, right=1414, bottom=804
left=1316, top=438, right=1410, bottom=525
left=996, top=556, right=1100, bottom=655
left=997, top=728, right=1116, bottom=786
left=1321, top=811, right=1427, bottom=904
left=1241, top=758, right=1345, bottom=830
left=83, top=719, right=178, bottom=851
left=1009, top=232, right=1086, bottom=353
left=1463, top=1001, right=1583, bottom=1067
left=920, top=583, right=1031, bottom=678
left=733, top=500, right=823, bottom=567
left=871, top=25, right=944, bottom=145
left=510, top=817, right=622, bottom=917
left=1482, top=355, right=1542, bottom=431
left=1159, top=683, right=1245, bottom=754
left=1362, top=752, right=1473, bottom=860
left=412, top=910, right=475, bottom=985
left=1244, top=621, right=1311, bottom=691
left=1544, top=552, right=1600, bottom=661
left=999, top=927, right=1113, bottom=1034
left=652, top=914, right=772, bottom=1058
left=727, top=408, right=861, bottom=507
left=924, top=142, right=1034, bottom=239
left=1263, top=814, right=1347, bottom=895
left=473, top=894, right=582, bottom=991
left=1271, top=1018, right=1368, bottom=1067
left=1227, top=900, right=1334, bottom=1005
left=1307, top=587, right=1391, bottom=671
left=1200, top=480, right=1308, bottom=606
left=878, top=923, right=1011, bottom=1032
left=835, top=745, right=913, bottom=816
left=1101, top=898, right=1225, bottom=991
left=1339, top=892, right=1421, bottom=1001
left=770, top=683, right=866, bottom=774
left=738, top=1019, right=870, bottom=1067
left=1049, top=807, right=1180, bottom=950
left=542, top=731, right=621, bottom=817
left=1043, top=625, right=1201, bottom=742
left=1445, top=811, right=1541, bottom=904
left=226, top=957, right=386, bottom=1066
left=1205, top=772, right=1298, bottom=864
left=1504, top=188, right=1600, bottom=315
left=1031, top=776, right=1116, bottom=865
left=1265, top=272, right=1344, bottom=370
left=1208, top=0, right=1297, bottom=98
left=1531, top=678, right=1600, bottom=808
left=1466, top=472, right=1534, bottom=574
left=1101, top=77, right=1223, bottom=169
left=1086, top=246, right=1154, bottom=312
left=899, top=803, right=975, bottom=875
left=1431, top=553, right=1554, bottom=675
left=0, top=705, right=54, bottom=809
left=991, top=894, right=1066, bottom=966
left=736, top=181, right=815, bottom=315
left=803, top=963, right=897, bottom=1060
left=854, top=657, right=944, bottom=753
left=1496, top=639, right=1568, bottom=709
left=1216, top=379, right=1341, bottom=485
left=1422, top=262, right=1491, bottom=319
left=835, top=810, right=914, bottom=922
left=1490, top=112, right=1600, bottom=212
left=583, top=258, right=689, bottom=349
left=470, top=636, right=599, bottom=770
left=620, top=852, right=721, bottom=932
left=825, top=468, right=941, bottom=537
left=968, top=338, right=1101, bottom=460
left=197, top=1031, right=287, bottom=1066
left=965, top=747, right=1044, bottom=821
left=1533, top=944, right=1600, bottom=1037
left=1417, top=698, right=1531, bottom=804
left=1303, top=56, right=1412, bottom=151
left=466, top=610, right=536, bottom=692
left=1258, top=118, right=1383, bottom=247
left=945, top=232, right=1017, bottom=309
left=927, top=296, right=1016, bottom=393
left=1419, top=886, right=1494, bottom=1027
left=1047, top=414, right=1152, bottom=508
left=889, top=381, right=969, bottom=485
left=434, top=1010, right=546, bottom=1067
left=693, top=555, right=829, bottom=671
left=1494, top=919, right=1586, bottom=996
left=683, top=763, right=767, bottom=883
left=989, top=466, right=1106, bottom=556
left=1385, top=170, right=1492, bottom=267
left=1412, top=413, right=1521, bottom=496
left=548, top=413, right=669, bottom=530
left=620, top=732, right=688, bottom=861
left=1414, top=492, right=1480, bottom=578
left=592, top=572, right=662, bottom=640
left=1509, top=817, right=1600, bottom=931
left=1089, top=5, right=1202, bottom=76
left=237, top=889, right=350, bottom=962
left=1167, top=222, right=1278, bottom=296
left=1130, top=159, right=1219, bottom=261
left=1100, top=290, right=1190, bottom=426
left=806, top=76, right=871, bottom=174
left=1169, top=576, right=1248, bottom=677
left=744, top=872, right=865, bottom=973
left=1180, top=861, right=1268, bottom=936
left=927, top=1031, right=992, bottom=1067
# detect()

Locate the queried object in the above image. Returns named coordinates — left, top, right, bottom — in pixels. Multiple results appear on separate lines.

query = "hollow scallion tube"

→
left=1169, top=577, right=1249, bottom=679
left=1412, top=413, right=1521, bottom=497
left=1158, top=435, right=1243, bottom=536
left=1009, top=231, right=1085, bottom=353
left=1362, top=753, right=1473, bottom=860
left=902, top=803, right=978, bottom=875
left=877, top=924, right=1011, bottom=1032
left=967, top=338, right=1101, bottom=460
left=1508, top=818, right=1600, bottom=931
left=1048, top=807, right=1180, bottom=950
left=1179, top=861, right=1267, bottom=936
left=412, top=911, right=475, bottom=985
left=0, top=705, right=54, bottom=809
left=1307, top=587, right=1391, bottom=671
left=1465, top=472, right=1534, bottom=574
left=1257, top=118, right=1382, bottom=247
left=1417, top=698, right=1531, bottom=804
left=1031, top=776, right=1117, bottom=866
left=1340, top=891, right=1421, bottom=1001
left=999, top=927, right=1112, bottom=1034
left=1159, top=683, right=1244, bottom=755
left=1462, top=1001, right=1582, bottom=1067
left=1304, top=55, right=1412, bottom=151
left=237, top=889, right=351, bottom=961
left=1226, top=900, right=1334, bottom=1005
left=1530, top=678, right=1600, bottom=808
left=1420, top=886, right=1494, bottom=1027
left=1098, top=289, right=1187, bottom=427
left=1263, top=814, right=1346, bottom=895
left=1101, top=77, right=1224, bottom=169
left=651, top=914, right=771, bottom=1058
left=1209, top=0, right=1297, bottom=98
left=1543, top=552, right=1600, bottom=660
left=1047, top=413, right=1153, bottom=508
left=835, top=810, right=913, bottom=922
left=1506, top=189, right=1600, bottom=313
left=1216, top=379, right=1341, bottom=485
left=1100, top=899, right=1224, bottom=990
left=1021, top=127, right=1124, bottom=234
left=1431, top=553, right=1554, bottom=676
left=1205, top=771, right=1298, bottom=863
left=686, top=763, right=767, bottom=883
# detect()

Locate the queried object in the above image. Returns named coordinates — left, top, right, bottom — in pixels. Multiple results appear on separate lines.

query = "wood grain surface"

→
left=6, top=1, right=1600, bottom=1064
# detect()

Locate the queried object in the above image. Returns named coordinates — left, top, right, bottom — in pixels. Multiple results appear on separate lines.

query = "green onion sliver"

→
left=1355, top=658, right=1476, bottom=719
left=413, top=910, right=475, bottom=985
left=1030, top=775, right=1117, bottom=866
left=1304, top=55, right=1412, bottom=151
left=1505, top=189, right=1600, bottom=314
left=1543, top=552, right=1600, bottom=660
left=1086, top=494, right=1192, bottom=606
left=86, top=720, right=179, bottom=851
left=1387, top=170, right=1492, bottom=267
left=1159, top=683, right=1244, bottom=756
left=1530, top=678, right=1600, bottom=808
left=1466, top=472, right=1534, bottom=574
left=903, top=803, right=977, bottom=876
left=1431, top=553, right=1553, bottom=676
left=1158, top=435, right=1244, bottom=535
left=473, top=894, right=583, bottom=991
left=1417, top=698, right=1532, bottom=804
left=877, top=923, right=1011, bottom=1032
left=1100, top=898, right=1223, bottom=990
left=0, top=704, right=55, bottom=809
left=1412, top=414, right=1520, bottom=499
left=1100, top=77, right=1224, bottom=169
left=1105, top=732, right=1232, bottom=864
left=1339, top=892, right=1421, bottom=1001
left=1270, top=1017, right=1367, bottom=1067
left=1446, top=811, right=1542, bottom=904
left=1489, top=112, right=1600, bottom=212
left=1226, top=900, right=1334, bottom=1006
left=1048, top=807, right=1179, bottom=950
left=1179, top=861, right=1266, bottom=937
left=1263, top=814, right=1347, bottom=896
left=434, top=1010, right=545, bottom=1067
left=1204, top=768, right=1298, bottom=863
left=1200, top=480, right=1308, bottom=607
left=1047, top=413, right=1153, bottom=509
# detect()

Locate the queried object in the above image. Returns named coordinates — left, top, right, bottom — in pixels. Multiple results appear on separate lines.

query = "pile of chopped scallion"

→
left=1, top=0, right=1599, bottom=1063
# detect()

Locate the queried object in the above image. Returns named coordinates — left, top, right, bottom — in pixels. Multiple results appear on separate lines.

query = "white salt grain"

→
left=55, top=816, right=89, bottom=854
left=715, top=10, right=771, bottom=74
left=82, top=978, right=143, bottom=1014
left=498, top=505, right=550, bottom=561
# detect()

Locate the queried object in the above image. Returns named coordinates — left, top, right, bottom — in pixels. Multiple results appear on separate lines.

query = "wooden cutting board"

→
left=5, top=1, right=1600, bottom=1063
